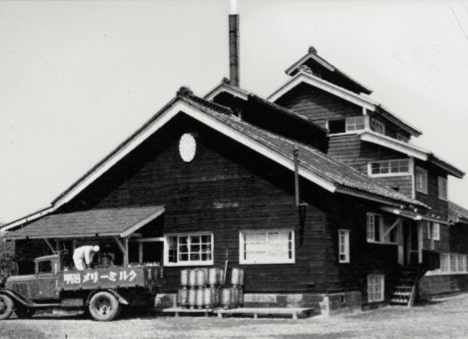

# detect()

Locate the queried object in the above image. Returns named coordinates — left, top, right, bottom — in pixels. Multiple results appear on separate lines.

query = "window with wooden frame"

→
left=370, top=118, right=385, bottom=134
left=367, top=274, right=385, bottom=302
left=415, top=167, right=428, bottom=194
left=396, top=133, right=409, bottom=143
left=438, top=177, right=448, bottom=201
left=165, top=232, right=214, bottom=266
left=366, top=213, right=397, bottom=244
left=346, top=116, right=366, bottom=132
left=368, top=159, right=410, bottom=177
left=338, top=229, right=350, bottom=263
left=328, top=116, right=365, bottom=134
left=239, top=230, right=295, bottom=264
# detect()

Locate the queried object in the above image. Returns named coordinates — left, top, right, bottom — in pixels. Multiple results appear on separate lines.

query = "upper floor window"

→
left=366, top=213, right=397, bottom=244
left=370, top=118, right=385, bottom=134
left=328, top=116, right=365, bottom=134
left=239, top=229, right=295, bottom=265
left=415, top=167, right=428, bottom=194
left=368, top=159, right=410, bottom=177
left=346, top=116, right=366, bottom=132
left=165, top=232, right=214, bottom=266
left=396, top=133, right=409, bottom=143
left=338, top=229, right=350, bottom=263
left=438, top=177, right=448, bottom=201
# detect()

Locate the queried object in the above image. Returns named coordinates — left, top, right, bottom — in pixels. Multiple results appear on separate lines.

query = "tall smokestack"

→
left=229, top=0, right=240, bottom=87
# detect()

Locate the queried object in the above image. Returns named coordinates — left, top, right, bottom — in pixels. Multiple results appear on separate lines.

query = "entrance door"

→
left=402, top=221, right=420, bottom=266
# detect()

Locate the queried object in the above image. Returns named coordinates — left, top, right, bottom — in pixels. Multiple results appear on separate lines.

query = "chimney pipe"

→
left=229, top=0, right=240, bottom=87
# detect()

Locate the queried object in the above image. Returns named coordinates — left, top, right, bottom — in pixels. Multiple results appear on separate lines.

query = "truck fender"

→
left=86, top=289, right=129, bottom=306
left=0, top=289, right=29, bottom=307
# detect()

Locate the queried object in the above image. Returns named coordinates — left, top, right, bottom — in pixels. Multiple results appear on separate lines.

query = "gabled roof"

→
left=268, top=70, right=422, bottom=137
left=449, top=201, right=468, bottom=225
left=204, top=81, right=327, bottom=134
left=360, top=131, right=465, bottom=178
left=5, top=206, right=165, bottom=240
left=3, top=88, right=428, bottom=231
left=285, top=47, right=373, bottom=95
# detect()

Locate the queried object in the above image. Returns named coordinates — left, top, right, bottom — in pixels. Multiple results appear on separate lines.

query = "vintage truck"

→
left=0, top=254, right=163, bottom=321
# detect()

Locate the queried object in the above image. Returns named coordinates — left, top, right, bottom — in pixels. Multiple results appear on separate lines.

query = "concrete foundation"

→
left=154, top=291, right=363, bottom=316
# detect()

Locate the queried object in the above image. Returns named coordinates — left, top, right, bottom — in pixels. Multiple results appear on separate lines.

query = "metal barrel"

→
left=188, top=288, right=196, bottom=309
left=188, top=269, right=197, bottom=288
left=221, top=288, right=233, bottom=309
left=231, top=268, right=244, bottom=286
left=180, top=269, right=189, bottom=287
left=213, top=287, right=220, bottom=307
left=196, top=288, right=204, bottom=309
left=177, top=288, right=189, bottom=308
left=231, top=287, right=239, bottom=307
left=203, top=287, right=213, bottom=308
left=208, top=268, right=219, bottom=286
left=196, top=269, right=206, bottom=288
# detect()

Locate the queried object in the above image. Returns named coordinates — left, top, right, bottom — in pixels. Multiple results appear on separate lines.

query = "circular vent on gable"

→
left=179, top=133, right=197, bottom=163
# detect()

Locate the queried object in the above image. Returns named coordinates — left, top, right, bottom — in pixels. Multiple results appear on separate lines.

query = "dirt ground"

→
left=2, top=294, right=468, bottom=339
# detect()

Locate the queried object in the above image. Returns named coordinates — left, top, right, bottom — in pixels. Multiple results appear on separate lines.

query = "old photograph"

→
left=1, top=0, right=468, bottom=338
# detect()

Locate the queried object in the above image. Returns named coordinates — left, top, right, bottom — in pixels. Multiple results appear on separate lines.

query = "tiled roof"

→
left=449, top=201, right=468, bottom=224
left=5, top=206, right=164, bottom=239
left=179, top=93, right=426, bottom=208
left=205, top=82, right=327, bottom=133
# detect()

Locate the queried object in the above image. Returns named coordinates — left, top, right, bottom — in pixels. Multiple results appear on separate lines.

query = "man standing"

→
left=73, top=245, right=100, bottom=271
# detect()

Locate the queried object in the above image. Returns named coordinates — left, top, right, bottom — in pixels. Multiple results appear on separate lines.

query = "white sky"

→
left=1, top=0, right=468, bottom=223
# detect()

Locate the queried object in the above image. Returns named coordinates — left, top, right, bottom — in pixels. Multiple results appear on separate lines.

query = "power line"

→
left=449, top=0, right=468, bottom=40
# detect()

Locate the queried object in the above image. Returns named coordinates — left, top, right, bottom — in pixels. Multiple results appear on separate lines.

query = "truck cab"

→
left=5, top=255, right=61, bottom=302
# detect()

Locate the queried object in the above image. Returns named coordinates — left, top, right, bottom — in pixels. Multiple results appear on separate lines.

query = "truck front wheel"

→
left=15, top=305, right=35, bottom=318
left=0, top=295, right=14, bottom=320
left=88, top=291, right=121, bottom=321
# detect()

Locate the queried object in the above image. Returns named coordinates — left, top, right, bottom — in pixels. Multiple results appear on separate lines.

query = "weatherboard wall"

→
left=59, top=114, right=336, bottom=293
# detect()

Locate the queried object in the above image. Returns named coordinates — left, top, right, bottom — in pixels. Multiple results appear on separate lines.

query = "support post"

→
left=293, top=147, right=300, bottom=207
left=138, top=242, right=143, bottom=264
left=123, top=237, right=129, bottom=266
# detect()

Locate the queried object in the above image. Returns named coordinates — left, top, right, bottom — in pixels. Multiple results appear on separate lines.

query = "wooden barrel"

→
left=188, top=288, right=196, bottom=309
left=196, top=269, right=206, bottom=288
left=231, top=268, right=244, bottom=286
left=177, top=288, right=189, bottom=308
left=203, top=287, right=213, bottom=308
left=208, top=268, right=219, bottom=286
left=180, top=269, right=189, bottom=287
left=195, top=288, right=204, bottom=309
left=188, top=270, right=197, bottom=288
left=221, top=288, right=232, bottom=309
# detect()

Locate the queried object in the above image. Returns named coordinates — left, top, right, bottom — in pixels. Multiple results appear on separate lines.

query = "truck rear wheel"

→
left=0, top=295, right=14, bottom=320
left=88, top=291, right=121, bottom=321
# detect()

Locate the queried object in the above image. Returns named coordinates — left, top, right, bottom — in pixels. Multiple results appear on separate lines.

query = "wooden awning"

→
left=4, top=206, right=165, bottom=240
left=380, top=206, right=448, bottom=225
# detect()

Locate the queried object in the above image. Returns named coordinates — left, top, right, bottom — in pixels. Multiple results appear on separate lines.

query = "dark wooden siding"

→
left=275, top=83, right=362, bottom=128
left=60, top=114, right=333, bottom=293
left=414, top=161, right=448, bottom=220
left=328, top=135, right=412, bottom=195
